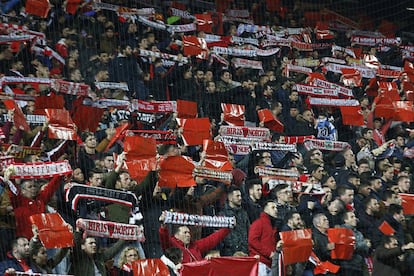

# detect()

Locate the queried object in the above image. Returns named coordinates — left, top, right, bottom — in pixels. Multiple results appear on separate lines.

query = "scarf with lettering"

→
left=163, top=211, right=235, bottom=228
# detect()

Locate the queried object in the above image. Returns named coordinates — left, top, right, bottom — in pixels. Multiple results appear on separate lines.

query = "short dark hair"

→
left=388, top=204, right=403, bottom=215
left=336, top=185, right=353, bottom=197
left=274, top=184, right=289, bottom=195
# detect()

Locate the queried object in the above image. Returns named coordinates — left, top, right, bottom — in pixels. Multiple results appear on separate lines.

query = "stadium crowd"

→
left=0, top=0, right=413, bottom=275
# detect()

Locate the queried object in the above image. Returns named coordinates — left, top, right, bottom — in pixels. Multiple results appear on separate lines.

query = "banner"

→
left=176, top=118, right=211, bottom=146
left=280, top=229, right=313, bottom=265
left=311, top=78, right=354, bottom=97
left=340, top=106, right=364, bottom=126
left=286, top=64, right=312, bottom=77
left=45, top=109, right=77, bottom=140
left=221, top=103, right=245, bottom=126
left=132, top=100, right=176, bottom=113
left=0, top=114, right=46, bottom=126
left=124, top=136, right=157, bottom=182
left=158, top=156, right=196, bottom=188
left=251, top=142, right=297, bottom=152
left=177, top=99, right=198, bottom=118
left=399, top=193, right=414, bottom=215
left=1, top=144, right=42, bottom=160
left=219, top=126, right=271, bottom=140
left=181, top=257, right=258, bottom=276
left=327, top=228, right=355, bottom=260
left=132, top=259, right=170, bottom=276
left=51, top=80, right=89, bottom=96
left=304, top=139, right=351, bottom=151
left=294, top=84, right=339, bottom=98
left=192, top=167, right=232, bottom=184
left=232, top=58, right=263, bottom=70
left=76, top=219, right=145, bottom=241
left=283, top=136, right=315, bottom=144
left=65, top=184, right=139, bottom=211
left=94, top=82, right=129, bottom=91
left=202, top=139, right=233, bottom=170
left=163, top=211, right=235, bottom=228
left=29, top=213, right=74, bottom=248
left=254, top=166, right=299, bottom=179
left=308, top=97, right=360, bottom=107
left=132, top=130, right=177, bottom=144
left=9, top=160, right=72, bottom=179
left=3, top=99, right=30, bottom=132
left=324, top=63, right=376, bottom=78
left=139, top=49, right=189, bottom=64
left=257, top=109, right=284, bottom=133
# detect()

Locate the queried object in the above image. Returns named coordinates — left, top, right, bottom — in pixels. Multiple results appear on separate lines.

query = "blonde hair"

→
left=118, top=247, right=141, bottom=267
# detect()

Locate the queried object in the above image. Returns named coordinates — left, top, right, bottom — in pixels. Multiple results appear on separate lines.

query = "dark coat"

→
left=372, top=245, right=405, bottom=276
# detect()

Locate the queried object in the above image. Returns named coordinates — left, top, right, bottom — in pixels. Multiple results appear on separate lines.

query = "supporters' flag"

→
left=104, top=123, right=130, bottom=152
left=195, top=14, right=213, bottom=33
left=393, top=101, right=414, bottom=122
left=3, top=100, right=30, bottom=132
left=77, top=219, right=145, bottom=241
left=257, top=109, right=284, bottom=133
left=327, top=228, right=355, bottom=260
left=378, top=82, right=400, bottom=101
left=341, top=68, right=362, bottom=87
left=181, top=257, right=258, bottom=276
left=132, top=259, right=170, bottom=276
left=132, top=130, right=177, bottom=145
left=71, top=105, right=104, bottom=132
left=177, top=100, right=197, bottom=118
left=35, top=94, right=65, bottom=110
left=280, top=229, right=313, bottom=265
left=315, top=22, right=334, bottom=40
left=45, top=109, right=77, bottom=140
left=378, top=220, right=395, bottom=235
left=399, top=193, right=414, bottom=215
left=25, top=0, right=50, bottom=18
left=340, top=106, right=364, bottom=126
left=182, top=36, right=208, bottom=58
left=124, top=136, right=157, bottom=183
left=1, top=144, right=42, bottom=160
left=158, top=156, right=195, bottom=188
left=202, top=139, right=233, bottom=170
left=176, top=118, right=211, bottom=146
left=310, top=251, right=340, bottom=275
left=222, top=103, right=245, bottom=126
left=163, top=211, right=235, bottom=228
left=66, top=184, right=139, bottom=211
left=307, top=72, right=326, bottom=83
left=10, top=161, right=72, bottom=179
left=29, top=213, right=73, bottom=248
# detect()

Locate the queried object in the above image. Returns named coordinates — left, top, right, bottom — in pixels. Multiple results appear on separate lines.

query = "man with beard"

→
left=0, top=237, right=38, bottom=274
left=219, top=186, right=250, bottom=256
left=357, top=196, right=381, bottom=248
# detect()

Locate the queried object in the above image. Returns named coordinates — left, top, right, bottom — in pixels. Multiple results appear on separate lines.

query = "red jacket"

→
left=10, top=175, right=62, bottom=239
left=248, top=212, right=278, bottom=267
left=159, top=226, right=230, bottom=263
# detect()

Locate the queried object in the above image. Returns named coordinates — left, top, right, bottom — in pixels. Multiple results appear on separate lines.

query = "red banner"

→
left=71, top=105, right=104, bottom=132
left=3, top=100, right=30, bottom=132
left=158, top=156, right=195, bottom=188
left=257, top=109, right=284, bottom=133
left=132, top=130, right=177, bottom=144
left=52, top=80, right=89, bottom=96
left=177, top=99, right=198, bottom=118
left=76, top=219, right=145, bottom=241
left=378, top=220, right=396, bottom=235
left=181, top=257, right=258, bottom=276
left=399, top=193, right=414, bottom=215
left=132, top=259, right=170, bottom=276
left=45, top=109, right=77, bottom=140
left=202, top=139, right=232, bottom=170
left=327, top=228, right=355, bottom=260
left=177, top=118, right=211, bottom=146
left=221, top=103, right=245, bottom=126
left=124, top=136, right=157, bottom=183
left=280, top=229, right=313, bottom=265
left=29, top=213, right=73, bottom=248
left=1, top=144, right=42, bottom=160
left=340, top=106, right=364, bottom=126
